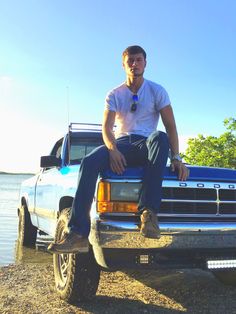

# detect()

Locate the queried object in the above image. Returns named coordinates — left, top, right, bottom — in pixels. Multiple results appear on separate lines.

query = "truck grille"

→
left=160, top=182, right=236, bottom=216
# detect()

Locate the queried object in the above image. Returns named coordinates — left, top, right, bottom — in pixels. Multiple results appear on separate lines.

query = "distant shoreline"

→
left=0, top=171, right=34, bottom=175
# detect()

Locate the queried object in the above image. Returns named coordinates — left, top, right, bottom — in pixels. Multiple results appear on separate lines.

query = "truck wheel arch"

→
left=18, top=202, right=38, bottom=247
left=59, top=196, right=74, bottom=213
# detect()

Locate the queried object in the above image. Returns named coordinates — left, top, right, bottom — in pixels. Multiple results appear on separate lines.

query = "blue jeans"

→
left=68, top=131, right=169, bottom=236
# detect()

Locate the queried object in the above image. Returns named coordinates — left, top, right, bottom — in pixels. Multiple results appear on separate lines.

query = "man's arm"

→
left=102, top=109, right=127, bottom=174
left=160, top=105, right=189, bottom=181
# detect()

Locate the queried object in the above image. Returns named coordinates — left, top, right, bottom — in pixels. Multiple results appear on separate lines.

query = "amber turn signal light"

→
left=97, top=181, right=138, bottom=213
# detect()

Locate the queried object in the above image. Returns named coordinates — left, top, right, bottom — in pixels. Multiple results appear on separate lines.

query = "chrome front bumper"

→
left=89, top=219, right=236, bottom=250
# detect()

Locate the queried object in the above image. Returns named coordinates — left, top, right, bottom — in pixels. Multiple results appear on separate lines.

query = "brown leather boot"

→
left=47, top=231, right=89, bottom=254
left=140, top=209, right=161, bottom=239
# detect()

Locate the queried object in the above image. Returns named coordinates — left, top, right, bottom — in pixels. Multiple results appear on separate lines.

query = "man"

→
left=48, top=45, right=189, bottom=254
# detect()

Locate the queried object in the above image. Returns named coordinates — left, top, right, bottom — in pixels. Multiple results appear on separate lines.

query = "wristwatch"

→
left=171, top=153, right=182, bottom=162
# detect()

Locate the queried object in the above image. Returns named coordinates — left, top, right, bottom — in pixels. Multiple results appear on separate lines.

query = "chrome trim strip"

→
left=161, top=199, right=218, bottom=203
left=97, top=220, right=236, bottom=233
left=158, top=213, right=236, bottom=218
left=219, top=201, right=236, bottom=204
left=103, top=179, right=142, bottom=183
left=99, top=213, right=236, bottom=218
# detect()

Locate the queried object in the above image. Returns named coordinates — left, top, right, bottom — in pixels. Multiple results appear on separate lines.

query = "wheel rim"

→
left=56, top=253, right=70, bottom=285
left=55, top=221, right=71, bottom=287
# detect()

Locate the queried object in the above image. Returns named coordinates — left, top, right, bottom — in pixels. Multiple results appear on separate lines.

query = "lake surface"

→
left=0, top=174, right=52, bottom=266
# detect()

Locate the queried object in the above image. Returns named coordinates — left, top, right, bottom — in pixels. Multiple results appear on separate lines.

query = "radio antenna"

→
left=66, top=86, right=70, bottom=127
left=66, top=86, right=71, bottom=165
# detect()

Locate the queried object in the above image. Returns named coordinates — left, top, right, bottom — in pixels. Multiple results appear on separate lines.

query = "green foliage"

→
left=183, top=117, right=236, bottom=169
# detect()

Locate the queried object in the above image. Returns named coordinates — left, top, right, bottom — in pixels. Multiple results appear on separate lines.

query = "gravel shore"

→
left=1, top=261, right=236, bottom=314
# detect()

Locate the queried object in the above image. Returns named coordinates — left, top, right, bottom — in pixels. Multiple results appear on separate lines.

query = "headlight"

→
left=111, top=182, right=141, bottom=201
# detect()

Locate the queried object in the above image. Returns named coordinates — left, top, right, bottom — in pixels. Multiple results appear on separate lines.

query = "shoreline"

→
left=0, top=171, right=35, bottom=175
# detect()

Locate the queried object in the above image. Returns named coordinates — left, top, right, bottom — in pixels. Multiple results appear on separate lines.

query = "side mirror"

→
left=40, top=155, right=61, bottom=168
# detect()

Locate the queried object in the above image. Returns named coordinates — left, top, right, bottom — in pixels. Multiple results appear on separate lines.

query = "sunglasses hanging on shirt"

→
left=130, top=94, right=139, bottom=113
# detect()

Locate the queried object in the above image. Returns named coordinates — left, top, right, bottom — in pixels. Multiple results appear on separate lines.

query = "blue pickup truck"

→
left=18, top=123, right=236, bottom=303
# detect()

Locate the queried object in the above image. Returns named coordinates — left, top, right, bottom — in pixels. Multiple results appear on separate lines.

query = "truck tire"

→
left=213, top=270, right=236, bottom=286
left=53, top=208, right=100, bottom=303
left=18, top=205, right=38, bottom=247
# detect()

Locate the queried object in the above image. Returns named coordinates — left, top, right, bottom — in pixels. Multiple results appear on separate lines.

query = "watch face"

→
left=172, top=154, right=182, bottom=162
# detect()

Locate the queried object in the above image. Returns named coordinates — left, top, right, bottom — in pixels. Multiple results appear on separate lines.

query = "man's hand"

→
left=103, top=109, right=127, bottom=174
left=109, top=149, right=127, bottom=175
left=171, top=160, right=189, bottom=181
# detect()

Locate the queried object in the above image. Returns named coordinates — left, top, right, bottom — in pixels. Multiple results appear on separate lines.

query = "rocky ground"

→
left=1, top=258, right=236, bottom=314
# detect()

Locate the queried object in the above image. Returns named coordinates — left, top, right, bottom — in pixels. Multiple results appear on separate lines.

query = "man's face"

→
left=122, top=53, right=146, bottom=78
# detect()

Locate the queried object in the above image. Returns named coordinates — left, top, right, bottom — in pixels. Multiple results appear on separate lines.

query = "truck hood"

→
left=101, top=165, right=236, bottom=183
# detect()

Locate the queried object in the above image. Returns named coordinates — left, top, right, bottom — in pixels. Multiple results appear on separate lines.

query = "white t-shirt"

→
left=105, top=79, right=171, bottom=138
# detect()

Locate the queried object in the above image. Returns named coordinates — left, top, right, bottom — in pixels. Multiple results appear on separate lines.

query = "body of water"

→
left=0, top=174, right=34, bottom=266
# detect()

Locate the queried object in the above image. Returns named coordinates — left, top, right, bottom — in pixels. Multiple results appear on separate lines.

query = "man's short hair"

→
left=122, top=45, right=147, bottom=60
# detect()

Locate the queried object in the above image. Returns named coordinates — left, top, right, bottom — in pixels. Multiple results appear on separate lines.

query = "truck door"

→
left=35, top=138, right=63, bottom=235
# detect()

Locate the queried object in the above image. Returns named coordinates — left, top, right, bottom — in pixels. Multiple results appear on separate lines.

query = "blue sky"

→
left=0, top=0, right=235, bottom=173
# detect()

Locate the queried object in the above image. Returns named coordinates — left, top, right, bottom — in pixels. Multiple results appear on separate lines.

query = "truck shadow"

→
left=75, top=295, right=182, bottom=313
left=74, top=294, right=184, bottom=314
left=123, top=268, right=236, bottom=313
left=77, top=268, right=224, bottom=313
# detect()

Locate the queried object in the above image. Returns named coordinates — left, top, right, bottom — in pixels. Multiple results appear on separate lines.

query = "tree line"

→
left=183, top=117, right=236, bottom=169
